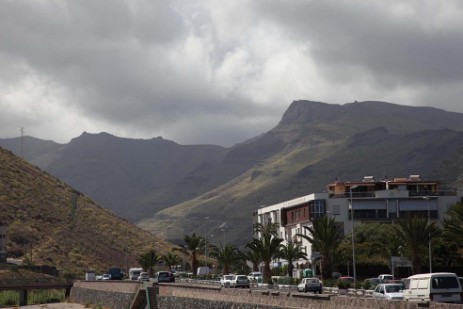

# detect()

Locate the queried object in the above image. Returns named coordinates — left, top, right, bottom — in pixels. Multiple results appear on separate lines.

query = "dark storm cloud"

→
left=1, top=0, right=462, bottom=146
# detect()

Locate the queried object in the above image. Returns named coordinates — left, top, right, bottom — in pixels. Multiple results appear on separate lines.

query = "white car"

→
left=220, top=274, right=236, bottom=287
left=231, top=275, right=250, bottom=288
left=248, top=272, right=263, bottom=283
left=373, top=283, right=404, bottom=300
left=102, top=274, right=111, bottom=280
left=297, top=277, right=323, bottom=293
left=137, top=272, right=150, bottom=281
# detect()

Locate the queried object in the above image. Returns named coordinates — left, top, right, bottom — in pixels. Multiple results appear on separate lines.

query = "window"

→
left=309, top=200, right=326, bottom=219
left=432, top=276, right=459, bottom=289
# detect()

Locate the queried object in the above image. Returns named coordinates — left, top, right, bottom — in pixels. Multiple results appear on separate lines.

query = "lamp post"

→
left=423, top=197, right=432, bottom=273
left=350, top=185, right=358, bottom=287
left=204, top=217, right=209, bottom=267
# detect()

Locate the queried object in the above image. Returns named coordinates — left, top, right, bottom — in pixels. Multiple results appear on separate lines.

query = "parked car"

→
left=363, top=278, right=382, bottom=289
left=137, top=272, right=150, bottom=281
left=231, top=275, right=250, bottom=288
left=102, top=274, right=111, bottom=280
left=247, top=271, right=263, bottom=283
left=373, top=283, right=404, bottom=300
left=153, top=271, right=175, bottom=283
left=338, top=276, right=355, bottom=287
left=377, top=274, right=394, bottom=282
left=220, top=274, right=236, bottom=287
left=297, top=277, right=323, bottom=294
left=95, top=275, right=103, bottom=280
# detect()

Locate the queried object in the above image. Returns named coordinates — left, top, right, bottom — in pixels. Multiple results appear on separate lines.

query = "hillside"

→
left=0, top=147, right=174, bottom=277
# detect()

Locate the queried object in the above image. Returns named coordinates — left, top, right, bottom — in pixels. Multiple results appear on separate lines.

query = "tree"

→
left=182, top=232, right=204, bottom=276
left=243, top=247, right=261, bottom=272
left=162, top=252, right=182, bottom=271
left=247, top=222, right=283, bottom=283
left=298, top=215, right=344, bottom=280
left=278, top=242, right=307, bottom=277
left=443, top=202, right=463, bottom=258
left=209, top=243, right=242, bottom=275
left=394, top=215, right=441, bottom=274
left=136, top=248, right=160, bottom=276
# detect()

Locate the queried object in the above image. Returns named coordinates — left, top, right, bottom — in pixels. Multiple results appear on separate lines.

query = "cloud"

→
left=1, top=0, right=463, bottom=146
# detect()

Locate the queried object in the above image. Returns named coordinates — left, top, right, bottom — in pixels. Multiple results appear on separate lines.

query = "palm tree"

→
left=209, top=243, right=242, bottom=275
left=247, top=222, right=283, bottom=283
left=298, top=215, right=344, bottom=280
left=394, top=215, right=441, bottom=274
left=162, top=252, right=182, bottom=271
left=182, top=232, right=204, bottom=276
left=278, top=242, right=308, bottom=277
left=136, top=248, right=160, bottom=276
left=371, top=225, right=404, bottom=270
left=443, top=202, right=463, bottom=252
left=243, top=247, right=261, bottom=272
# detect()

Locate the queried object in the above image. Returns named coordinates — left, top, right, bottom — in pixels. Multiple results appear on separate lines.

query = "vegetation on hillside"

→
left=0, top=147, right=176, bottom=277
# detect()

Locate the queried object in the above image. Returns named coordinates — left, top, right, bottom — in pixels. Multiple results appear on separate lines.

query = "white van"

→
left=403, top=272, right=462, bottom=303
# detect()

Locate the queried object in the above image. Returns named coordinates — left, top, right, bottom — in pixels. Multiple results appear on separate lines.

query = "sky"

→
left=1, top=0, right=463, bottom=147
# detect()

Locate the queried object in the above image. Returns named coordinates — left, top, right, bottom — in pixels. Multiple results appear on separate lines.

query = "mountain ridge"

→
left=2, top=100, right=463, bottom=247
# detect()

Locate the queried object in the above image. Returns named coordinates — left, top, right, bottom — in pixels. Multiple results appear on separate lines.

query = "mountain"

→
left=0, top=147, right=174, bottom=276
left=138, top=101, right=463, bottom=246
left=2, top=100, right=463, bottom=247
left=1, top=132, right=230, bottom=221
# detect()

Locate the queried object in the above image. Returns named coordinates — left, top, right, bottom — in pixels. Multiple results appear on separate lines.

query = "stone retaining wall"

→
left=69, top=281, right=463, bottom=309
left=70, top=280, right=142, bottom=309
left=157, top=283, right=463, bottom=309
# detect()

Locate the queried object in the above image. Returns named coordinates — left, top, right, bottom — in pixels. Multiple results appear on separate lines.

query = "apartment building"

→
left=252, top=175, right=463, bottom=270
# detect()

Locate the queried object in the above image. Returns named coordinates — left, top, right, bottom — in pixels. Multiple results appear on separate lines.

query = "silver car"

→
left=231, top=275, right=250, bottom=288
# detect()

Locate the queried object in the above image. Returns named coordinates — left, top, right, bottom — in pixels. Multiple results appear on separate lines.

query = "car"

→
left=297, top=277, right=323, bottom=294
left=102, top=274, right=111, bottom=280
left=231, top=275, right=250, bottom=288
left=247, top=271, right=263, bottom=283
left=95, top=275, right=103, bottom=280
left=373, top=283, right=404, bottom=300
left=220, top=274, right=236, bottom=288
left=377, top=274, right=394, bottom=282
left=338, top=276, right=355, bottom=287
left=363, top=277, right=382, bottom=289
left=153, top=271, right=175, bottom=283
left=137, top=272, right=150, bottom=281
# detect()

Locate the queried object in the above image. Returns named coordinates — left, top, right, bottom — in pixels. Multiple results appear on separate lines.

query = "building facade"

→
left=252, top=175, right=463, bottom=273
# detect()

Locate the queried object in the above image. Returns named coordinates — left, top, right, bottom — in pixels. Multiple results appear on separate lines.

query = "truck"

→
left=108, top=267, right=123, bottom=280
left=129, top=268, right=143, bottom=280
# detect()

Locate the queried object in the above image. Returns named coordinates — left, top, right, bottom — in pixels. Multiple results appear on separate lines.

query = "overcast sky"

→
left=1, top=1, right=463, bottom=147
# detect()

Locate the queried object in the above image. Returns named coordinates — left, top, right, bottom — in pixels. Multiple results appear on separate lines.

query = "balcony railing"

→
left=330, top=189, right=457, bottom=198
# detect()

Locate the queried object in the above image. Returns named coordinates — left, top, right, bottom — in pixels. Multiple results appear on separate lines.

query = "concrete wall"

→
left=70, top=280, right=142, bottom=309
left=157, top=283, right=463, bottom=309
left=70, top=281, right=463, bottom=309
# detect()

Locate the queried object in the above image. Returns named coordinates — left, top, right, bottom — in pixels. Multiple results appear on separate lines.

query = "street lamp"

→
left=204, top=217, right=209, bottom=267
left=423, top=197, right=432, bottom=273
left=349, top=185, right=358, bottom=287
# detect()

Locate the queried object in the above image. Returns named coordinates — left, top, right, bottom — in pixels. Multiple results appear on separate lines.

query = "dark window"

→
left=432, top=277, right=459, bottom=289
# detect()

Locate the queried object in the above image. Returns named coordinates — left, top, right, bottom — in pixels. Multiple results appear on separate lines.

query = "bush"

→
left=337, top=280, right=351, bottom=289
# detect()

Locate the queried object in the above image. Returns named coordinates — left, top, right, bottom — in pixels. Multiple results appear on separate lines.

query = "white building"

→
left=251, top=175, right=463, bottom=273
